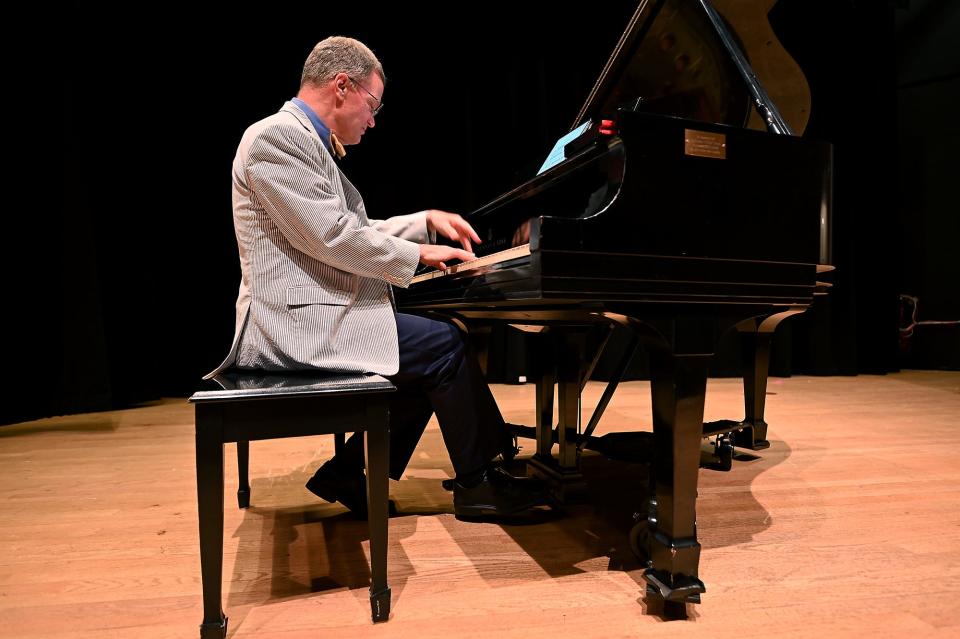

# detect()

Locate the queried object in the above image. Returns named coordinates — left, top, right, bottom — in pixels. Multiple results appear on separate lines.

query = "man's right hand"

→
left=419, top=244, right=475, bottom=271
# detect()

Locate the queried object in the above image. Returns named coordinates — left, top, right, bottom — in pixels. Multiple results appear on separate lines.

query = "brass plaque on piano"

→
left=684, top=129, right=727, bottom=159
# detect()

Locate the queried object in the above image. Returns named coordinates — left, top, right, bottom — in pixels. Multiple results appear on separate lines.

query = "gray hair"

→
left=300, top=36, right=385, bottom=88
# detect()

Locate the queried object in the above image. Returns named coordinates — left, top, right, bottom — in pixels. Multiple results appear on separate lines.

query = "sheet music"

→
left=538, top=121, right=593, bottom=174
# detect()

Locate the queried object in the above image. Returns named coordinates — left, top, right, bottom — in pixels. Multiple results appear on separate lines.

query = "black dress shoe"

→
left=453, top=466, right=549, bottom=517
left=305, top=461, right=368, bottom=517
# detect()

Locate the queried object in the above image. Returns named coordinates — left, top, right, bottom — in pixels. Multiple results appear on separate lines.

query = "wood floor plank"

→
left=1, top=372, right=958, bottom=638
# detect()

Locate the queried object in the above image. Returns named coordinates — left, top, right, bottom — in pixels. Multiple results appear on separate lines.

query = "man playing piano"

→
left=207, top=36, right=546, bottom=518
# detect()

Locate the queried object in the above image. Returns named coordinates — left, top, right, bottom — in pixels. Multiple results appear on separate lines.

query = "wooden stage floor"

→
left=2, top=371, right=959, bottom=638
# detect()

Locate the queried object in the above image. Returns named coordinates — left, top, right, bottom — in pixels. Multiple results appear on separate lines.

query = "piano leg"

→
left=735, top=309, right=805, bottom=450
left=641, top=345, right=711, bottom=607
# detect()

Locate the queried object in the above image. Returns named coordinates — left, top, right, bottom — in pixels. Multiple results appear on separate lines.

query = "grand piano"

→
left=397, top=0, right=833, bottom=611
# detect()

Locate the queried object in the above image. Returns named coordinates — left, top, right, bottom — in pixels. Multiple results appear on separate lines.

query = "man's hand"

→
left=419, top=244, right=475, bottom=272
left=425, top=210, right=482, bottom=253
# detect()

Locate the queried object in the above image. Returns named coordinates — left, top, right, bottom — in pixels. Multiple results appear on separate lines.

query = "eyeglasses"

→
left=348, top=76, right=383, bottom=117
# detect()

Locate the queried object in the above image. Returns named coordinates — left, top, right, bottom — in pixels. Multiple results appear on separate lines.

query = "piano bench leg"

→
left=370, top=586, right=392, bottom=623
left=199, top=617, right=227, bottom=639
left=236, top=440, right=251, bottom=508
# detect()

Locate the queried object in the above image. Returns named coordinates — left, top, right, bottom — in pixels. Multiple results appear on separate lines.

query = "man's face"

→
left=337, top=73, right=383, bottom=145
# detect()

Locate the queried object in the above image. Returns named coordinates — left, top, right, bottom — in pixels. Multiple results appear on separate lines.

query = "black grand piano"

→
left=397, top=0, right=832, bottom=611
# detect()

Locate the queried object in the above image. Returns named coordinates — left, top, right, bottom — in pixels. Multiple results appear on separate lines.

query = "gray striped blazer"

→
left=205, top=101, right=429, bottom=379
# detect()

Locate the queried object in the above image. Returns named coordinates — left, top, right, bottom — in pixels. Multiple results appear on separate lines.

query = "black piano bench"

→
left=189, top=371, right=396, bottom=638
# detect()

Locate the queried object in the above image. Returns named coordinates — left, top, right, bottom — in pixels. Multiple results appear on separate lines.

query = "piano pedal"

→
left=500, top=433, right=521, bottom=463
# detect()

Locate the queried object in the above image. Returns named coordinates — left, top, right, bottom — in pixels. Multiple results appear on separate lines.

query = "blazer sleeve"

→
left=369, top=212, right=434, bottom=244
left=244, top=122, right=421, bottom=287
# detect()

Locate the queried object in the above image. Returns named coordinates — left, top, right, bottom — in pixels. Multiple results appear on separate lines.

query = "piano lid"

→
left=572, top=0, right=810, bottom=135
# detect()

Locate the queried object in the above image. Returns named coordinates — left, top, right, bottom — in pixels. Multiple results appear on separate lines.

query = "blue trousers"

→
left=335, top=313, right=510, bottom=479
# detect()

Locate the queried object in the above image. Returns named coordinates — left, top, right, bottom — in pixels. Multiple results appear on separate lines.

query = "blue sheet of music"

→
left=538, top=120, right=593, bottom=175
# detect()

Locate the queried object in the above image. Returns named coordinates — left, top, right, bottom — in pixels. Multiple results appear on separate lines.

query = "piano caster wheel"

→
left=629, top=516, right=651, bottom=564
left=716, top=439, right=734, bottom=470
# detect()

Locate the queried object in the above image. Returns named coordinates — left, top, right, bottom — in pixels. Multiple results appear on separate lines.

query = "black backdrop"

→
left=12, top=0, right=952, bottom=425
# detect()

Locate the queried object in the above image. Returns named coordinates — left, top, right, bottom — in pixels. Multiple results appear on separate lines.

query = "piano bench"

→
left=189, top=372, right=396, bottom=638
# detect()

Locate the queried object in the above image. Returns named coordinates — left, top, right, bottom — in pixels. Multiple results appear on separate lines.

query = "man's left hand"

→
left=425, top=210, right=482, bottom=253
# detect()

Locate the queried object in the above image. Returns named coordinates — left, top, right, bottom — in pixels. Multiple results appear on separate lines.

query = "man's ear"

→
left=334, top=72, right=350, bottom=95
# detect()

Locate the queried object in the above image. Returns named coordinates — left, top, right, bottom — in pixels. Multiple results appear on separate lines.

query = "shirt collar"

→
left=291, top=97, right=332, bottom=152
